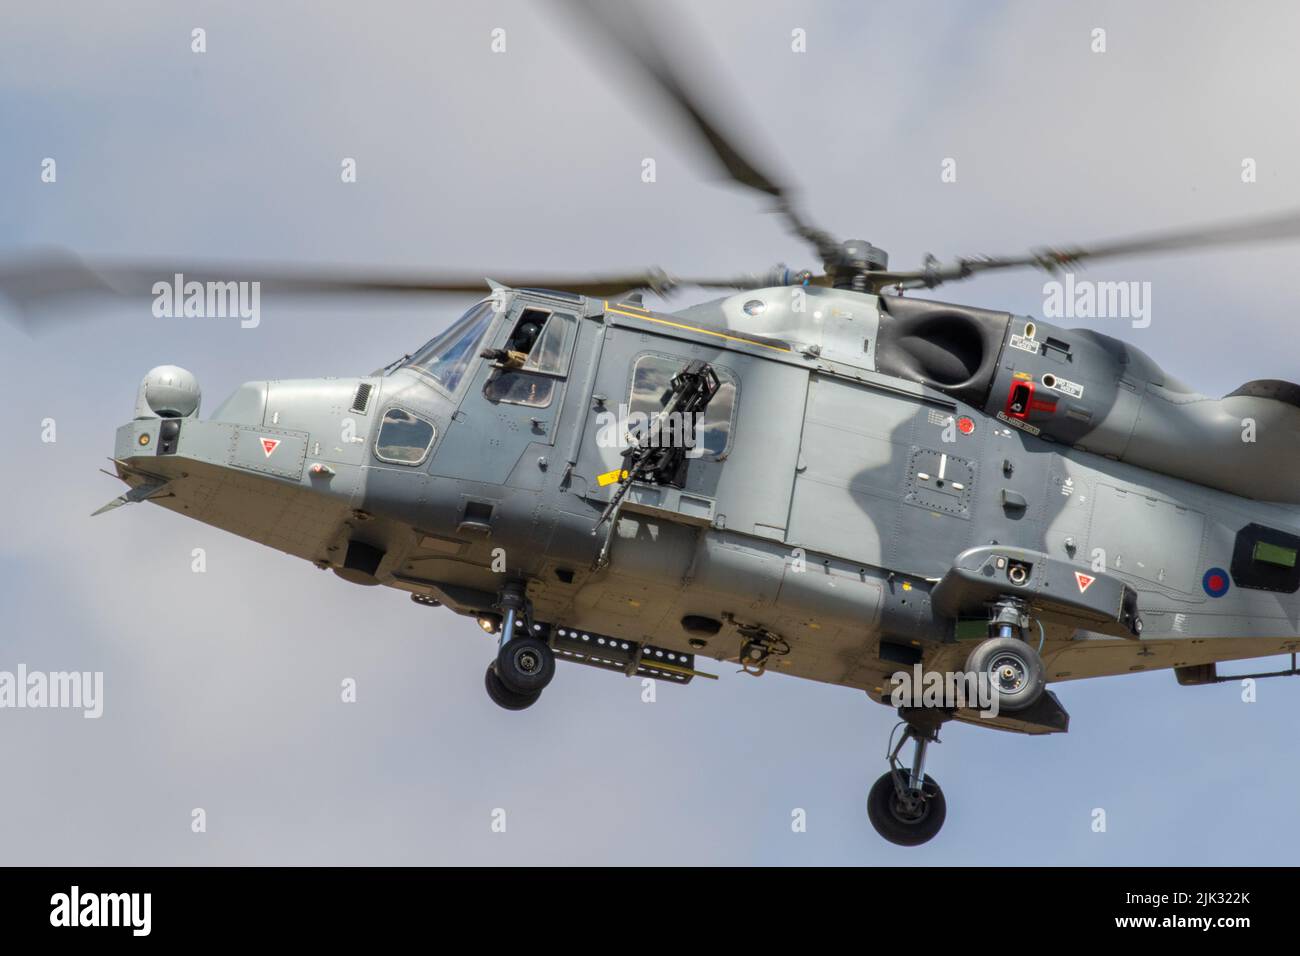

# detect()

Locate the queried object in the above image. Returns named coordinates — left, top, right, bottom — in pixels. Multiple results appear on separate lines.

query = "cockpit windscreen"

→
left=401, top=300, right=496, bottom=392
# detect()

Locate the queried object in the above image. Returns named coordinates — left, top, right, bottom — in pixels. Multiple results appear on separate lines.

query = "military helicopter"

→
left=7, top=2, right=1300, bottom=847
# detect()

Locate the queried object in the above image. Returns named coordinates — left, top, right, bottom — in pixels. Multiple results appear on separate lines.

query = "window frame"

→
left=625, top=351, right=739, bottom=462
left=482, top=304, right=580, bottom=409
left=520, top=308, right=578, bottom=376
left=373, top=406, right=438, bottom=466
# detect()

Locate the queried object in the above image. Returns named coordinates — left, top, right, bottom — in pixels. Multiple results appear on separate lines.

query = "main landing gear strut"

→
left=867, top=597, right=1048, bottom=845
left=483, top=582, right=555, bottom=710
left=867, top=709, right=948, bottom=846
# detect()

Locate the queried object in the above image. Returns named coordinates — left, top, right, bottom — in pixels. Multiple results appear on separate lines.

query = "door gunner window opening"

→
left=627, top=354, right=737, bottom=459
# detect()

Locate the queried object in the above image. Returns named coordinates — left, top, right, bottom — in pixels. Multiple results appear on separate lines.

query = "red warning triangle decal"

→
left=1074, top=571, right=1096, bottom=593
left=261, top=437, right=281, bottom=458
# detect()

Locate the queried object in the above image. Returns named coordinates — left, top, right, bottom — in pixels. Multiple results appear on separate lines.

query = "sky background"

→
left=2, top=0, right=1299, bottom=864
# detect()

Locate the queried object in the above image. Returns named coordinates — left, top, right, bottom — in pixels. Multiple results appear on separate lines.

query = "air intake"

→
left=350, top=382, right=373, bottom=414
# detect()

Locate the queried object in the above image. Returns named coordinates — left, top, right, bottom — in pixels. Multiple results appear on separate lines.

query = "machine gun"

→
left=593, top=360, right=720, bottom=543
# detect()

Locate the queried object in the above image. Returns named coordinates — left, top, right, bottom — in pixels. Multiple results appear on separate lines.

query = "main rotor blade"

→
left=869, top=207, right=1300, bottom=292
left=0, top=251, right=499, bottom=305
left=556, top=0, right=839, bottom=264
left=0, top=250, right=791, bottom=328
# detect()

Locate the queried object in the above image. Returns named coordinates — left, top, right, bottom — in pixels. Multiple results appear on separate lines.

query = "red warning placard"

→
left=261, top=437, right=281, bottom=458
left=1074, top=571, right=1096, bottom=593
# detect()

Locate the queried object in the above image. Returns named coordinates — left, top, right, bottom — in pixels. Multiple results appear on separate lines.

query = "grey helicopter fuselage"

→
left=110, top=284, right=1300, bottom=734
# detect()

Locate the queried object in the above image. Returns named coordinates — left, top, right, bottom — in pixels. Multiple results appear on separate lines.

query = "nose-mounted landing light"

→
left=477, top=614, right=502, bottom=634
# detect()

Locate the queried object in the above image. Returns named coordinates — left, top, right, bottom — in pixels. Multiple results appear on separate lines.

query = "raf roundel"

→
left=1202, top=567, right=1230, bottom=598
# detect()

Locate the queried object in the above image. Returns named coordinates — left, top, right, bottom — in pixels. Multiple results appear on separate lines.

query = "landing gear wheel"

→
left=867, top=770, right=946, bottom=847
left=495, top=636, right=556, bottom=694
left=965, top=635, right=1045, bottom=713
left=484, top=664, right=542, bottom=711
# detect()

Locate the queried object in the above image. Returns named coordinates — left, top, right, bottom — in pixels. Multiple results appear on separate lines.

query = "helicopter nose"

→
left=183, top=376, right=382, bottom=479
left=208, top=379, right=269, bottom=425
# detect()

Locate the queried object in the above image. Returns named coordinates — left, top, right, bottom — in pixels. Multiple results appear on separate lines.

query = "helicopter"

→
left=6, top=2, right=1300, bottom=847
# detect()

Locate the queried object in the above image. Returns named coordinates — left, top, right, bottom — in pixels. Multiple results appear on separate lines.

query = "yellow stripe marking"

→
left=640, top=658, right=719, bottom=681
left=597, top=468, right=628, bottom=487
left=603, top=303, right=791, bottom=353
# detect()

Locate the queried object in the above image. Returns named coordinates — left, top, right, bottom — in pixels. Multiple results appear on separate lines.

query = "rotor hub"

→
left=830, top=239, right=889, bottom=290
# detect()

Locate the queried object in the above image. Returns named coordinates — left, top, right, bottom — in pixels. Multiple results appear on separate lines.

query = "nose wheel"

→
left=483, top=582, right=555, bottom=710
left=496, top=636, right=555, bottom=694
left=484, top=664, right=543, bottom=710
left=868, top=717, right=946, bottom=846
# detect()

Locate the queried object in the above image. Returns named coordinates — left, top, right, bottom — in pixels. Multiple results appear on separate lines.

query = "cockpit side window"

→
left=483, top=307, right=578, bottom=408
left=403, top=300, right=496, bottom=394
left=626, top=354, right=737, bottom=460
left=523, top=310, right=576, bottom=374
left=374, top=407, right=436, bottom=464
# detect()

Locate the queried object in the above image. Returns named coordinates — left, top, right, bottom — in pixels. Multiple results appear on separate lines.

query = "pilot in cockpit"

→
left=490, top=317, right=543, bottom=370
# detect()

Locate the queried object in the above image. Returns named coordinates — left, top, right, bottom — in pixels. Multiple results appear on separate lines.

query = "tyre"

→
left=484, top=664, right=542, bottom=710
left=495, top=636, right=556, bottom=694
left=965, top=635, right=1046, bottom=713
left=866, top=770, right=946, bottom=847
